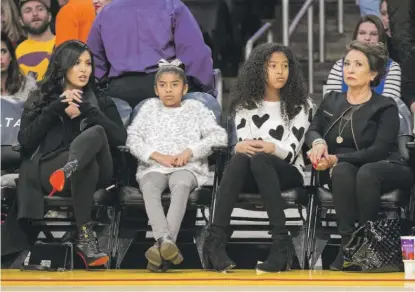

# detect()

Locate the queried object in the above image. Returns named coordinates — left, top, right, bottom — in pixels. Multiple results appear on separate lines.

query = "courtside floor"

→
left=2, top=270, right=415, bottom=291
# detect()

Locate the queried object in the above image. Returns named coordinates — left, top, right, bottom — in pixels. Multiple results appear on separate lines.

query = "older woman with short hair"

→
left=325, top=15, right=401, bottom=101
left=306, top=40, right=414, bottom=271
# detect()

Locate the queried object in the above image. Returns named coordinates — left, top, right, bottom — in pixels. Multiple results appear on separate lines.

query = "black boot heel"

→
left=203, top=225, right=236, bottom=272
left=76, top=222, right=109, bottom=268
left=255, top=233, right=293, bottom=273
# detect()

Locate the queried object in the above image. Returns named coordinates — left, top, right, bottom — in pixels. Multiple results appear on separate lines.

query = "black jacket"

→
left=387, top=0, right=415, bottom=108
left=16, top=90, right=126, bottom=221
left=387, top=0, right=415, bottom=65
left=305, top=91, right=399, bottom=166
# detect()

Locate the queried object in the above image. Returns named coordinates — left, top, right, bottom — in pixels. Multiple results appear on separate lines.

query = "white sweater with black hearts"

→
left=235, top=99, right=313, bottom=178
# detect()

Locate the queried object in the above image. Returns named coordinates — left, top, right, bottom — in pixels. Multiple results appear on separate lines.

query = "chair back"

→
left=1, top=98, right=25, bottom=147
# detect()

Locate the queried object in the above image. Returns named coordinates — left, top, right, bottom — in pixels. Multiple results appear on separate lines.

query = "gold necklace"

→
left=336, top=104, right=363, bottom=144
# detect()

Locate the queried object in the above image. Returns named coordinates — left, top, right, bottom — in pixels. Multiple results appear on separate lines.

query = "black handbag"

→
left=20, top=241, right=73, bottom=272
left=343, top=219, right=403, bottom=272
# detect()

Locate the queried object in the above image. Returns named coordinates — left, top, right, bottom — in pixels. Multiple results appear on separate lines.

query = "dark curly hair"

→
left=229, top=43, right=309, bottom=123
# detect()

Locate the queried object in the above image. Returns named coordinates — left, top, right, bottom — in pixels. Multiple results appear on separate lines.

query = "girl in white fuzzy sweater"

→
left=126, top=59, right=227, bottom=272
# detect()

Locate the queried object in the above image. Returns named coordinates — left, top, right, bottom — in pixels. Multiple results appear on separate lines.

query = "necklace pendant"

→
left=336, top=136, right=344, bottom=144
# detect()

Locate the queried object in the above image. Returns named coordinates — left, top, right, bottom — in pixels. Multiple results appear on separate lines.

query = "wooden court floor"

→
left=2, top=269, right=415, bottom=291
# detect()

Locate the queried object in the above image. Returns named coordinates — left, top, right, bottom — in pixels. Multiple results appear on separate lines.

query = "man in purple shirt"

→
left=87, top=0, right=215, bottom=108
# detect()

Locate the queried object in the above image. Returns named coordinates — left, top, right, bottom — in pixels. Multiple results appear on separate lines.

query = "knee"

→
left=249, top=152, right=270, bottom=173
left=228, top=153, right=250, bottom=167
left=89, top=125, right=108, bottom=142
left=356, top=163, right=379, bottom=183
left=331, top=162, right=356, bottom=178
left=92, top=125, right=105, bottom=136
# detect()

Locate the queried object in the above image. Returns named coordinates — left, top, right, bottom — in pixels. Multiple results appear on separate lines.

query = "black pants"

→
left=39, top=125, right=113, bottom=226
left=327, top=161, right=414, bottom=235
left=107, top=73, right=156, bottom=108
left=213, top=153, right=304, bottom=233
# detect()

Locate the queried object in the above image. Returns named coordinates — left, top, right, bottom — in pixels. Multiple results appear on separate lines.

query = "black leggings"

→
left=326, top=161, right=414, bottom=235
left=39, top=125, right=113, bottom=226
left=213, top=152, right=304, bottom=233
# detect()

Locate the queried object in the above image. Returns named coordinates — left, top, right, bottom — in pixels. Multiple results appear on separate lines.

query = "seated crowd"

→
left=1, top=0, right=415, bottom=273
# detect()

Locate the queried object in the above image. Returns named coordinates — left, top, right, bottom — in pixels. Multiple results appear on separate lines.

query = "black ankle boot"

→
left=76, top=222, right=109, bottom=268
left=61, top=159, right=78, bottom=177
left=329, top=235, right=351, bottom=271
left=255, top=233, right=294, bottom=272
left=203, top=225, right=236, bottom=272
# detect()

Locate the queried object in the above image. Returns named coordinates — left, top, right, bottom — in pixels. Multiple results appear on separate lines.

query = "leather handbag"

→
left=20, top=241, right=73, bottom=272
left=343, top=219, right=403, bottom=272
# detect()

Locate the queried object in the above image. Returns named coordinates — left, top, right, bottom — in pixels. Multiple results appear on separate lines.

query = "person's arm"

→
left=305, top=92, right=333, bottom=147
left=173, top=2, right=214, bottom=93
left=325, top=60, right=343, bottom=93
left=188, top=102, right=228, bottom=160
left=336, top=105, right=399, bottom=165
left=55, top=5, right=79, bottom=47
left=382, top=61, right=401, bottom=101
left=18, top=95, right=67, bottom=152
left=126, top=100, right=157, bottom=163
left=387, top=0, right=415, bottom=65
left=80, top=96, right=127, bottom=147
left=87, top=13, right=109, bottom=81
left=401, top=48, right=415, bottom=112
left=270, top=100, right=313, bottom=163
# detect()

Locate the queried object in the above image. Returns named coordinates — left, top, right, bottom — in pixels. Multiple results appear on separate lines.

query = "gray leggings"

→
left=139, top=170, right=197, bottom=242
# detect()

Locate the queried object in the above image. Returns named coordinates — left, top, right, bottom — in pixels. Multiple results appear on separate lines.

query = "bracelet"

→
left=312, top=138, right=326, bottom=147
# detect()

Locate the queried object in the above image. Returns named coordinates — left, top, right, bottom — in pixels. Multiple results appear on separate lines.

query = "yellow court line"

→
left=2, top=270, right=414, bottom=287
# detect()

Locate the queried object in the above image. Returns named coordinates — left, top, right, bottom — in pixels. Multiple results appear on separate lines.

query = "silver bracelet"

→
left=312, top=138, right=326, bottom=147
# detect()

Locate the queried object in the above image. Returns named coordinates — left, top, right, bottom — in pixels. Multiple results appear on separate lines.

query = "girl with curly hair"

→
left=204, top=43, right=313, bottom=273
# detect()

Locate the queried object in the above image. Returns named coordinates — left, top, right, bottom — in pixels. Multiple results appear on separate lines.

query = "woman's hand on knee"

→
left=235, top=140, right=262, bottom=156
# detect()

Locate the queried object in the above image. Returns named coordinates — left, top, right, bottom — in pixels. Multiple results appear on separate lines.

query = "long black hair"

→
left=32, top=40, right=95, bottom=104
left=229, top=43, right=309, bottom=123
left=1, top=32, right=26, bottom=95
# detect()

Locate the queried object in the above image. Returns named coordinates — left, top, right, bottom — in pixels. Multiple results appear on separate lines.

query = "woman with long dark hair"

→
left=204, top=43, right=313, bottom=273
left=16, top=40, right=126, bottom=268
left=1, top=32, right=34, bottom=98
left=1, top=32, right=36, bottom=172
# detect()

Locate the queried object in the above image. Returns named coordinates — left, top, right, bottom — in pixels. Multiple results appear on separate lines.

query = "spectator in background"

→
left=54, top=0, right=95, bottom=47
left=16, top=0, right=55, bottom=81
left=56, top=0, right=68, bottom=6
left=386, top=0, right=415, bottom=113
left=1, top=32, right=36, bottom=174
left=87, top=0, right=215, bottom=109
left=325, top=15, right=401, bottom=103
left=379, top=0, right=399, bottom=63
left=92, top=0, right=111, bottom=14
left=358, top=0, right=380, bottom=17
left=1, top=0, right=26, bottom=47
